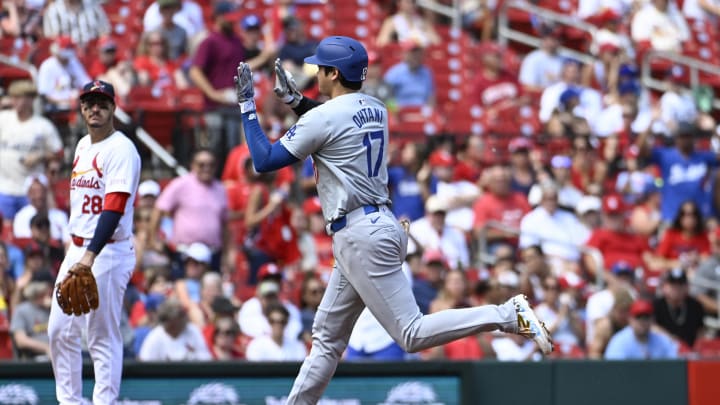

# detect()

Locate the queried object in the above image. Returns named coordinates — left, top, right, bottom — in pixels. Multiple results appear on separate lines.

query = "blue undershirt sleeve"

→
left=241, top=112, right=299, bottom=172
left=86, top=210, right=122, bottom=254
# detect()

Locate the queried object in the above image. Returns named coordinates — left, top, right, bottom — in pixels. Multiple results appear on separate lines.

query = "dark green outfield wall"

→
left=0, top=360, right=688, bottom=405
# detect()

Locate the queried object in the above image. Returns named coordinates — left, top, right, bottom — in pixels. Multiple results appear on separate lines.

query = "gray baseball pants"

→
left=286, top=205, right=518, bottom=404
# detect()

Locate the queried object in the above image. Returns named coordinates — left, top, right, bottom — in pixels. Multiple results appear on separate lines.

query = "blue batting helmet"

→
left=305, top=36, right=368, bottom=82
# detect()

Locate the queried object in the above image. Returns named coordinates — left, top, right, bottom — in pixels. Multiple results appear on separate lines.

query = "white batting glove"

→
left=273, top=59, right=303, bottom=108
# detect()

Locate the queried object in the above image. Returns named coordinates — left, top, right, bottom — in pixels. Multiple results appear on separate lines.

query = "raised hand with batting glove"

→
left=234, top=62, right=256, bottom=113
left=273, top=59, right=303, bottom=108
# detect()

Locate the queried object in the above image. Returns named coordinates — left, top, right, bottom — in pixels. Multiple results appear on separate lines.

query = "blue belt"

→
left=329, top=205, right=379, bottom=233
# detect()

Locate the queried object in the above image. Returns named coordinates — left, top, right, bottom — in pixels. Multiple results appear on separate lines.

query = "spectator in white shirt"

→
left=539, top=59, right=603, bottom=127
left=520, top=181, right=590, bottom=274
left=408, top=195, right=470, bottom=270
left=427, top=149, right=480, bottom=233
left=13, top=174, right=69, bottom=245
left=683, top=0, right=720, bottom=21
left=138, top=298, right=212, bottom=361
left=237, top=268, right=303, bottom=342
left=37, top=36, right=90, bottom=113
left=43, top=0, right=110, bottom=45
left=657, top=66, right=698, bottom=136
left=631, top=0, right=690, bottom=52
left=246, top=303, right=307, bottom=361
left=528, top=156, right=584, bottom=211
left=143, top=0, right=204, bottom=40
left=519, top=24, right=565, bottom=92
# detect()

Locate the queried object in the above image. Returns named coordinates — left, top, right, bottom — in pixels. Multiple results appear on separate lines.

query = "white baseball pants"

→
left=286, top=206, right=518, bottom=404
left=48, top=239, right=135, bottom=405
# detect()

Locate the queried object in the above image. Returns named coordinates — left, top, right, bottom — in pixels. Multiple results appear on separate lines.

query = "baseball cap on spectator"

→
left=422, top=249, right=447, bottom=266
left=23, top=173, right=49, bottom=194
left=8, top=80, right=38, bottom=97
left=211, top=296, right=240, bottom=315
left=497, top=270, right=519, bottom=289
left=509, top=137, right=532, bottom=153
left=214, top=1, right=241, bottom=20
left=665, top=268, right=688, bottom=284
left=54, top=35, right=75, bottom=50
left=558, top=272, right=586, bottom=290
left=425, top=195, right=449, bottom=214
left=184, top=242, right=212, bottom=264
left=138, top=179, right=161, bottom=198
left=302, top=197, right=323, bottom=215
left=611, top=261, right=634, bottom=276
left=629, top=299, right=654, bottom=317
left=258, top=262, right=282, bottom=281
left=619, top=64, right=638, bottom=78
left=625, top=145, right=640, bottom=159
left=400, top=38, right=424, bottom=52
left=559, top=87, right=581, bottom=106
left=537, top=22, right=562, bottom=38
left=97, top=35, right=117, bottom=52
left=282, top=16, right=302, bottom=30
left=602, top=195, right=625, bottom=215
left=550, top=155, right=572, bottom=169
left=675, top=121, right=696, bottom=137
left=598, top=42, right=620, bottom=54
left=576, top=195, right=601, bottom=215
left=241, top=14, right=262, bottom=30
left=428, top=150, right=455, bottom=167
left=79, top=80, right=116, bottom=104
left=258, top=279, right=280, bottom=296
left=145, top=293, right=166, bottom=312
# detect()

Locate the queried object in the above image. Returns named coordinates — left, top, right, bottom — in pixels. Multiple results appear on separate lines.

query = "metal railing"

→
left=416, top=0, right=463, bottom=30
left=497, top=0, right=597, bottom=65
left=642, top=50, right=720, bottom=110
left=476, top=220, right=605, bottom=288
left=689, top=273, right=720, bottom=330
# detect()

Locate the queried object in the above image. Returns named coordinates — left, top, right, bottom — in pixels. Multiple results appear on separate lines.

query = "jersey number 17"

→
left=363, top=130, right=384, bottom=178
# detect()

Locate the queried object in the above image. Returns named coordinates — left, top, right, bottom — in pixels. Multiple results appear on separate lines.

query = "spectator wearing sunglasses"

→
left=245, top=303, right=307, bottom=361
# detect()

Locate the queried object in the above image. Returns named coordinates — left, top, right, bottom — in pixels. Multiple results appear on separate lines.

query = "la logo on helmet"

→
left=360, top=67, right=368, bottom=81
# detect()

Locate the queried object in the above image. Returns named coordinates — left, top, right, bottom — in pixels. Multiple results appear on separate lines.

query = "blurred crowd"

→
left=2, top=0, right=720, bottom=363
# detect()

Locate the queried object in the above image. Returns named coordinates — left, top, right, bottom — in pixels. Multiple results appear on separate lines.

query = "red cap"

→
left=558, top=272, right=586, bottom=290
left=428, top=150, right=455, bottom=168
left=55, top=35, right=74, bottom=49
left=422, top=249, right=447, bottom=266
left=509, top=137, right=533, bottom=153
left=302, top=197, right=323, bottom=215
left=97, top=35, right=117, bottom=51
left=258, top=263, right=282, bottom=280
left=602, top=195, right=626, bottom=214
left=630, top=300, right=654, bottom=317
left=400, top=39, right=424, bottom=52
left=624, top=145, right=640, bottom=159
left=598, top=42, right=620, bottom=54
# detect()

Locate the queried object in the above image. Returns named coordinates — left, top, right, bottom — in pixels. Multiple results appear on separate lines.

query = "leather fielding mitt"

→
left=56, top=263, right=99, bottom=316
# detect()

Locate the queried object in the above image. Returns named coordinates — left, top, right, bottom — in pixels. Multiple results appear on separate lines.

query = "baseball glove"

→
left=56, top=263, right=99, bottom=316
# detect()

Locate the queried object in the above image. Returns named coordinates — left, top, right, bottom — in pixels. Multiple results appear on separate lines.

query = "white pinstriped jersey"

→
left=68, top=131, right=140, bottom=240
left=279, top=93, right=391, bottom=222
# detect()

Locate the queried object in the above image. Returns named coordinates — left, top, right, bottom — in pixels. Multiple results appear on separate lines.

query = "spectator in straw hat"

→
left=0, top=80, right=62, bottom=222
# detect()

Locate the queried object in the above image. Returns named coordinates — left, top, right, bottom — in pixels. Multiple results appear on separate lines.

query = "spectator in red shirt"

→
left=472, top=42, right=524, bottom=114
left=584, top=195, right=652, bottom=280
left=453, top=135, right=485, bottom=183
left=473, top=164, right=531, bottom=252
left=653, top=200, right=711, bottom=272
left=133, top=30, right=189, bottom=90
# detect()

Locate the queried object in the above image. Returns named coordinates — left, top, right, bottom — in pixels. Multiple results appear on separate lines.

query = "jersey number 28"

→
left=82, top=195, right=103, bottom=214
left=363, top=130, right=384, bottom=178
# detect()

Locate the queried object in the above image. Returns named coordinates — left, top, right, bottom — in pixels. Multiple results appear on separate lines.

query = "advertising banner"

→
left=0, top=376, right=460, bottom=405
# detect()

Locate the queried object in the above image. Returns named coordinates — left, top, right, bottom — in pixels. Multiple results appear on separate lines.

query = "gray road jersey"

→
left=280, top=92, right=391, bottom=222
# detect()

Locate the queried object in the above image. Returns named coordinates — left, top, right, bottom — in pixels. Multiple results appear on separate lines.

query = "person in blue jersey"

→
left=637, top=121, right=718, bottom=223
left=388, top=141, right=432, bottom=221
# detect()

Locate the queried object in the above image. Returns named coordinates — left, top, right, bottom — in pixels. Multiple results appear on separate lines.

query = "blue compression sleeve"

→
left=241, top=112, right=299, bottom=172
left=86, top=210, right=122, bottom=254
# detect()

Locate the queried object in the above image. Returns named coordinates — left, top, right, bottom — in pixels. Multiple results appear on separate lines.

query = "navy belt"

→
left=329, top=205, right=379, bottom=233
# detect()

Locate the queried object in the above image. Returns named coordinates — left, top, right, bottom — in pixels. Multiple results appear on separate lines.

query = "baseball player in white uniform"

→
left=234, top=36, right=553, bottom=405
left=47, top=80, right=141, bottom=405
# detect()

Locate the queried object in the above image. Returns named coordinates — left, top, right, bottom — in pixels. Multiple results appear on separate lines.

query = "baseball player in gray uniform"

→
left=234, top=36, right=553, bottom=405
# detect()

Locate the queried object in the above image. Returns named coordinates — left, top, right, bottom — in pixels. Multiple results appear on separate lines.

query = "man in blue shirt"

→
left=383, top=41, right=435, bottom=108
left=640, top=122, right=718, bottom=221
left=604, top=299, right=678, bottom=359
